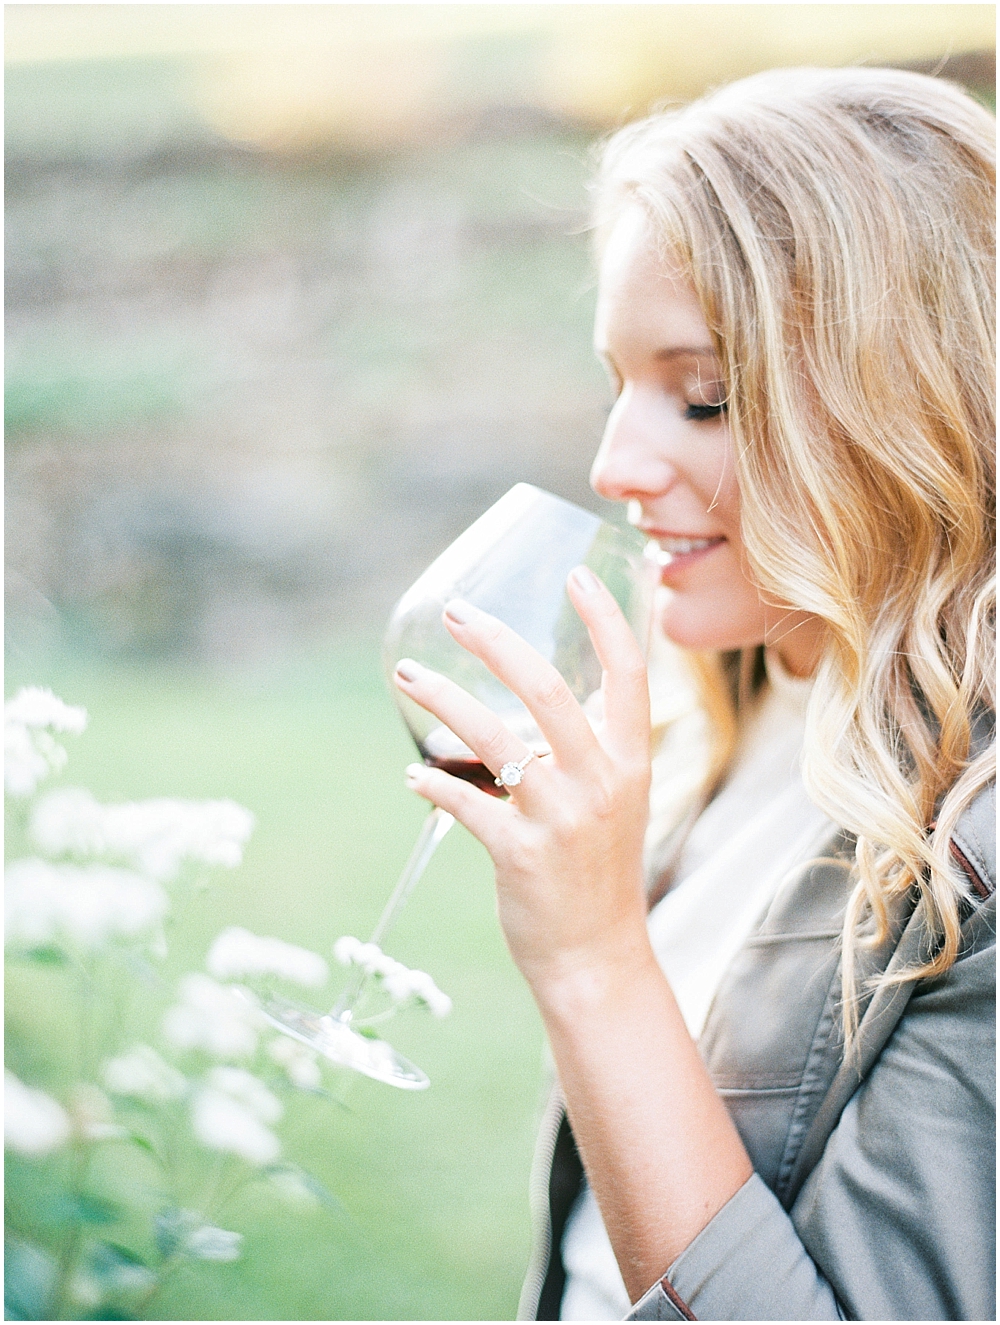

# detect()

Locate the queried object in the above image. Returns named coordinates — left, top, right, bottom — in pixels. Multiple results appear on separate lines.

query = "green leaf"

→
left=264, top=1163, right=349, bottom=1217
left=4, top=1236, right=57, bottom=1320
left=51, top=1193, right=123, bottom=1225
left=21, top=946, right=68, bottom=965
left=78, top=1195, right=124, bottom=1225
left=87, top=1241, right=157, bottom=1291
left=300, top=1171, right=350, bottom=1217
left=95, top=1242, right=150, bottom=1270
left=67, top=1241, right=158, bottom=1318
left=125, top=1132, right=158, bottom=1158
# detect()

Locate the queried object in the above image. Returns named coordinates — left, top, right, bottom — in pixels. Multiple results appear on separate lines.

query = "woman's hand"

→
left=393, top=564, right=653, bottom=992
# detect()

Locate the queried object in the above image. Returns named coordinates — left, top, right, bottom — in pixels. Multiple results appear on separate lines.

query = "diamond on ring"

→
left=495, top=751, right=537, bottom=788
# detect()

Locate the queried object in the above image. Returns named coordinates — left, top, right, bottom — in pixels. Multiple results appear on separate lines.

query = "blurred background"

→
left=5, top=5, right=995, bottom=1320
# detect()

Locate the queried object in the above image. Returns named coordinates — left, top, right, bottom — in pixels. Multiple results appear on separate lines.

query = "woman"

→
left=394, top=67, right=995, bottom=1320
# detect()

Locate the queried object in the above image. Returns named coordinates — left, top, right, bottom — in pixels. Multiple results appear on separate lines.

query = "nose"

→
left=590, top=386, right=677, bottom=505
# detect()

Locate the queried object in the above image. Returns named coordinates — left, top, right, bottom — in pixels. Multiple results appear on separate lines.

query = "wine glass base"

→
left=257, top=994, right=430, bottom=1090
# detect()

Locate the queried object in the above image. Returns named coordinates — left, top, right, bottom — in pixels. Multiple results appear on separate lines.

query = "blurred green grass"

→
left=5, top=640, right=548, bottom=1320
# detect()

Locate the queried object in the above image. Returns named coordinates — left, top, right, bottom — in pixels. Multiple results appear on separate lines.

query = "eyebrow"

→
left=593, top=344, right=719, bottom=363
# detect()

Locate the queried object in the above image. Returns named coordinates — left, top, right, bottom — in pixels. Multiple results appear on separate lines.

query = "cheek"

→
left=657, top=547, right=771, bottom=652
left=702, top=458, right=741, bottom=527
left=678, top=434, right=741, bottom=531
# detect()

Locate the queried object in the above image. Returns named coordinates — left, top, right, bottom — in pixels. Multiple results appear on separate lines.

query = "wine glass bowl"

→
left=384, top=484, right=655, bottom=789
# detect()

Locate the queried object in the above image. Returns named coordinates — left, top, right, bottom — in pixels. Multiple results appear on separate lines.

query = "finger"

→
left=440, top=600, right=599, bottom=767
left=565, top=565, right=650, bottom=760
left=394, top=659, right=542, bottom=793
left=403, top=761, right=511, bottom=855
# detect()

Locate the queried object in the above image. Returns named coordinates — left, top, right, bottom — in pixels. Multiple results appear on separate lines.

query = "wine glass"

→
left=257, top=484, right=655, bottom=1088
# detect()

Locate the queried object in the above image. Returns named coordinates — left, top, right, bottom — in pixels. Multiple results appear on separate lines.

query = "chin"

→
left=657, top=595, right=767, bottom=655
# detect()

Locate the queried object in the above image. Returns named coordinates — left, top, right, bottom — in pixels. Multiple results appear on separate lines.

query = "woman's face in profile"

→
left=591, top=204, right=822, bottom=674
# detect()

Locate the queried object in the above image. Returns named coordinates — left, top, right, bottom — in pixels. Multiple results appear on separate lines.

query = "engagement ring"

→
left=495, top=752, right=537, bottom=788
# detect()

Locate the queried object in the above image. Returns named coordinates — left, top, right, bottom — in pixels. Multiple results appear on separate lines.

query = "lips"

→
left=648, top=535, right=726, bottom=566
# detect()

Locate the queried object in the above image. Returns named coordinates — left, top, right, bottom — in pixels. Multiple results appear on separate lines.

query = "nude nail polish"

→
left=395, top=659, right=421, bottom=682
left=444, top=599, right=475, bottom=624
left=570, top=565, right=600, bottom=593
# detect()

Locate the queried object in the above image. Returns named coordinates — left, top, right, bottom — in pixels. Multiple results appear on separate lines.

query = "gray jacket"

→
left=519, top=782, right=995, bottom=1322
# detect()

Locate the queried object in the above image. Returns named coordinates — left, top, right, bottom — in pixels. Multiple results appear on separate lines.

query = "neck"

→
left=767, top=612, right=826, bottom=679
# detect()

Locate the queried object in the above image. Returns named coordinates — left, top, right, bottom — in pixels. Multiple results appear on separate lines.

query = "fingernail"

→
left=404, top=763, right=423, bottom=784
left=570, top=565, right=600, bottom=593
left=444, top=598, right=476, bottom=624
left=395, top=659, right=422, bottom=682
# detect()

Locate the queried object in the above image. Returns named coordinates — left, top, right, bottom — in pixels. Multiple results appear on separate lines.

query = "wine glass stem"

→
left=332, top=805, right=455, bottom=1020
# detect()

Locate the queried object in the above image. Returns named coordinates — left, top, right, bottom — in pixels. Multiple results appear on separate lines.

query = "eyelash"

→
left=684, top=402, right=727, bottom=421
left=603, top=394, right=727, bottom=421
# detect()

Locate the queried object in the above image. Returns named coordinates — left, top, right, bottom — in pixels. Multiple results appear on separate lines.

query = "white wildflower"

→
left=332, top=936, right=451, bottom=1017
left=5, top=688, right=88, bottom=733
left=334, top=936, right=399, bottom=978
left=4, top=1071, right=70, bottom=1156
left=4, top=689, right=87, bottom=797
left=267, top=1036, right=322, bottom=1090
left=102, top=1045, right=187, bottom=1104
left=162, top=974, right=263, bottom=1060
left=70, top=1251, right=156, bottom=1308
left=5, top=858, right=168, bottom=951
left=184, top=1224, right=243, bottom=1262
left=333, top=934, right=363, bottom=966
left=205, top=1066, right=283, bottom=1124
left=29, top=788, right=106, bottom=857
left=68, top=1271, right=104, bottom=1311
left=155, top=1208, right=243, bottom=1262
left=29, top=788, right=254, bottom=881
left=314, top=1019, right=399, bottom=1074
left=191, top=1090, right=279, bottom=1164
left=357, top=942, right=396, bottom=976
left=268, top=1167, right=319, bottom=1205
left=206, top=926, right=328, bottom=988
left=404, top=968, right=453, bottom=1018
left=190, top=1067, right=281, bottom=1165
left=67, top=1083, right=126, bottom=1142
left=5, top=722, right=55, bottom=798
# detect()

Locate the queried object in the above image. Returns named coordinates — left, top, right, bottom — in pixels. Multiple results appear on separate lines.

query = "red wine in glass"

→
left=418, top=722, right=550, bottom=798
left=420, top=751, right=505, bottom=798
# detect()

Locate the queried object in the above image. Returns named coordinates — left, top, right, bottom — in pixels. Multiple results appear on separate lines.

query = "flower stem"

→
left=48, top=1141, right=93, bottom=1320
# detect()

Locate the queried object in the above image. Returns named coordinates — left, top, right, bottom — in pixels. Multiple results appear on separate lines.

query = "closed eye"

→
left=684, top=402, right=727, bottom=421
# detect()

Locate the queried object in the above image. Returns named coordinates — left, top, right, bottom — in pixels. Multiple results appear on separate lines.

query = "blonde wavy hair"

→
left=595, top=66, right=996, bottom=1034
